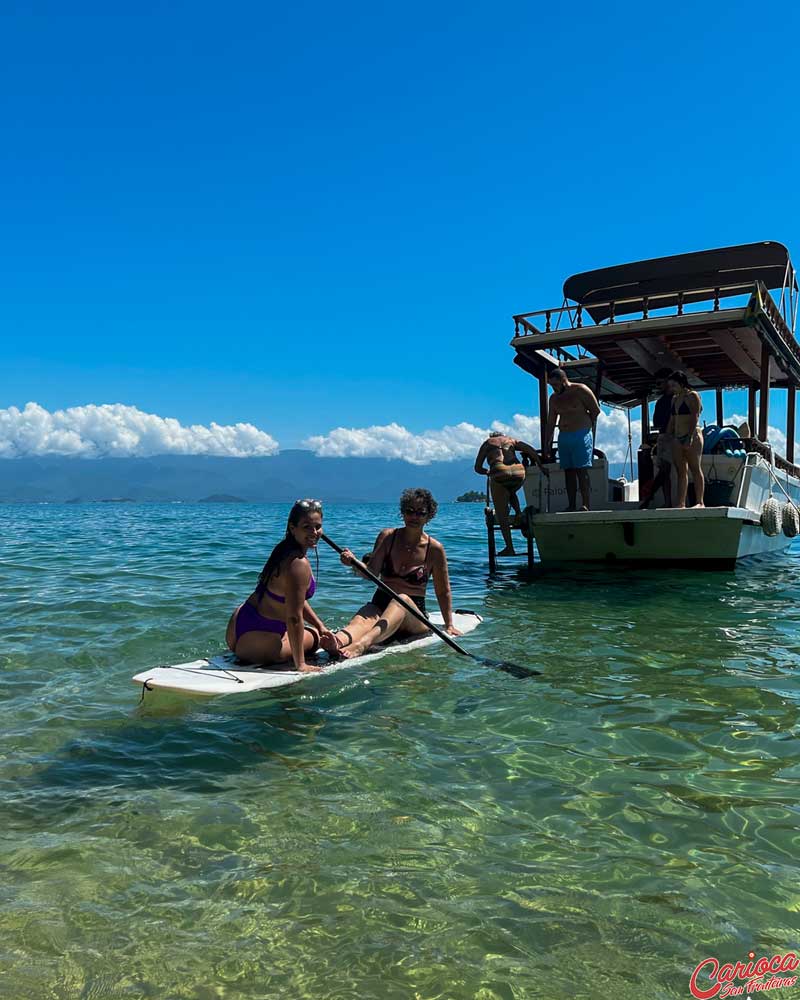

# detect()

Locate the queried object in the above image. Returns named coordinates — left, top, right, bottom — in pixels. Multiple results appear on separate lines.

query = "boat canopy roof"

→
left=563, top=241, right=795, bottom=325
left=511, top=241, right=800, bottom=405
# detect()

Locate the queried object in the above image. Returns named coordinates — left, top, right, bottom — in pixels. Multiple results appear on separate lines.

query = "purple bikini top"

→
left=260, top=574, right=316, bottom=604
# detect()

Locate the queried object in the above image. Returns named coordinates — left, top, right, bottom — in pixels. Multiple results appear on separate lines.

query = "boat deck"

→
left=531, top=505, right=759, bottom=526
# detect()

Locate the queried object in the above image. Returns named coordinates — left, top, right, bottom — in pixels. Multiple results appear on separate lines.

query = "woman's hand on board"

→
left=298, top=661, right=323, bottom=673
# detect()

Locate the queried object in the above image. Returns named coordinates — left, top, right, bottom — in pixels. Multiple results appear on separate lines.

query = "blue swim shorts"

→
left=557, top=428, right=593, bottom=469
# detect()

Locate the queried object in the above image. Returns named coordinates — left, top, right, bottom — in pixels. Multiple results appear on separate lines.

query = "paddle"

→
left=321, top=533, right=539, bottom=679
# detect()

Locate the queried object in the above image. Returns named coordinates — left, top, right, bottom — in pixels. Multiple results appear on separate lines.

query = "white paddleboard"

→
left=132, top=610, right=482, bottom=697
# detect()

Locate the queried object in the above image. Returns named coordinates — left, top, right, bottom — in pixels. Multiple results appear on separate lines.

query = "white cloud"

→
left=303, top=421, right=487, bottom=464
left=1, top=402, right=788, bottom=465
left=594, top=409, right=640, bottom=463
left=303, top=407, right=794, bottom=466
left=0, top=402, right=279, bottom=458
left=303, top=410, right=644, bottom=465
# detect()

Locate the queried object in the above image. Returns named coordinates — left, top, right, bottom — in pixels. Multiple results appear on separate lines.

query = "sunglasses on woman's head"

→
left=295, top=498, right=323, bottom=511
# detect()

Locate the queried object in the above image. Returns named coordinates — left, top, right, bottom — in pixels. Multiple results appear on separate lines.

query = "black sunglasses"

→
left=295, top=498, right=323, bottom=511
left=402, top=507, right=428, bottom=517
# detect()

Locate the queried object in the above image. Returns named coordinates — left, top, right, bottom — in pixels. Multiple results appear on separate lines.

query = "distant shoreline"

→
left=0, top=498, right=473, bottom=506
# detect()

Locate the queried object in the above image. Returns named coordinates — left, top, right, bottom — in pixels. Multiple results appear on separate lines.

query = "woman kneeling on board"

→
left=225, top=500, right=336, bottom=672
left=325, top=488, right=461, bottom=658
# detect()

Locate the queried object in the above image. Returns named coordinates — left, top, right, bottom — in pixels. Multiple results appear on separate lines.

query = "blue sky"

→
left=2, top=0, right=799, bottom=457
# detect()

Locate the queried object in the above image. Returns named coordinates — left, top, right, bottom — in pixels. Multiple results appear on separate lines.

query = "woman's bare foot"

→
left=497, top=547, right=516, bottom=556
left=320, top=630, right=352, bottom=658
left=692, top=502, right=705, bottom=508
left=340, top=638, right=371, bottom=659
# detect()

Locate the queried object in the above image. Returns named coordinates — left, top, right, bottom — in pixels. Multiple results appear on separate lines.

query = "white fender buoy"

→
left=761, top=497, right=781, bottom=536
left=781, top=502, right=799, bottom=538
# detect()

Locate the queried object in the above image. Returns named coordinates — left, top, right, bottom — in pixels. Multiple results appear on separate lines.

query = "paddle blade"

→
left=478, top=656, right=541, bottom=679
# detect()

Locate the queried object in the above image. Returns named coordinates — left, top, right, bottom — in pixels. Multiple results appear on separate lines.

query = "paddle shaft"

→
left=320, top=533, right=470, bottom=657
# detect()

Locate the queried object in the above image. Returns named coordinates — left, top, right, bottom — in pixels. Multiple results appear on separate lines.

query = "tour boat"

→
left=488, top=241, right=800, bottom=568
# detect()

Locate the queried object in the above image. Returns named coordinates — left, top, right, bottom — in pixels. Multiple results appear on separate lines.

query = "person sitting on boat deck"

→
left=543, top=368, right=601, bottom=511
left=639, top=368, right=674, bottom=509
left=225, top=499, right=336, bottom=672
left=322, top=488, right=461, bottom=659
left=667, top=370, right=704, bottom=508
left=473, top=431, right=545, bottom=556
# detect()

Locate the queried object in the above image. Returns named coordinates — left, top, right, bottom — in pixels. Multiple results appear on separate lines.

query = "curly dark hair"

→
left=399, top=487, right=438, bottom=519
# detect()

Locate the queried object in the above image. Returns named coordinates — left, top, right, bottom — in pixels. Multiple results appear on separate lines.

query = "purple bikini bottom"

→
left=234, top=602, right=286, bottom=642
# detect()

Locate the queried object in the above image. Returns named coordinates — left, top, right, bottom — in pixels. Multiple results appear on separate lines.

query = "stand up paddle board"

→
left=132, top=610, right=482, bottom=697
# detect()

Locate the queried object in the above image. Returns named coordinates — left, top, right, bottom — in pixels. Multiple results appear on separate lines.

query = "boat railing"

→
left=736, top=449, right=794, bottom=507
left=741, top=436, right=800, bottom=479
left=512, top=280, right=793, bottom=338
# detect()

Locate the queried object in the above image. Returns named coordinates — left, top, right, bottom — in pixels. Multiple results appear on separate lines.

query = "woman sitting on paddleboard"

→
left=225, top=499, right=336, bottom=672
left=324, top=488, right=461, bottom=658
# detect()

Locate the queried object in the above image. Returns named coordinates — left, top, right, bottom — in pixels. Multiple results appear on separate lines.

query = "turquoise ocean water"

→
left=2, top=501, right=800, bottom=999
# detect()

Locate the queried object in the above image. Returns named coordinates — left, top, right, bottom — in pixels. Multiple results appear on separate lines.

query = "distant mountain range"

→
left=0, top=452, right=633, bottom=503
left=0, top=451, right=477, bottom=503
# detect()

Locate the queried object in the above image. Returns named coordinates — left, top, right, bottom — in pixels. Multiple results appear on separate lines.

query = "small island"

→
left=456, top=490, right=485, bottom=503
left=198, top=494, right=246, bottom=503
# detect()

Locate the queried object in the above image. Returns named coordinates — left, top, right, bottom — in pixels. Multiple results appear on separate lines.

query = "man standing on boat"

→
left=544, top=369, right=601, bottom=511
left=474, top=432, right=545, bottom=556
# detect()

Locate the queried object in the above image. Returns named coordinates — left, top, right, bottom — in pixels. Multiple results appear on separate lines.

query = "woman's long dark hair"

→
left=256, top=502, right=319, bottom=594
left=668, top=369, right=690, bottom=389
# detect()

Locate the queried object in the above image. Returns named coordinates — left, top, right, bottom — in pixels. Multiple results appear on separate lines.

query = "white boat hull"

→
left=523, top=452, right=800, bottom=566
left=531, top=506, right=792, bottom=566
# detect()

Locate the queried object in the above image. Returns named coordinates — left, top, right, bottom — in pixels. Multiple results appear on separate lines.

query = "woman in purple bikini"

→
left=225, top=500, right=336, bottom=672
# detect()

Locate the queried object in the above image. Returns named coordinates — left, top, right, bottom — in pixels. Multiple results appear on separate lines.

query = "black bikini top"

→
left=673, top=398, right=692, bottom=416
left=382, top=530, right=431, bottom=585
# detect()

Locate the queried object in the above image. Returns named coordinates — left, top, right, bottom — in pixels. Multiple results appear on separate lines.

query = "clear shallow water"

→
left=1, top=501, right=800, bottom=999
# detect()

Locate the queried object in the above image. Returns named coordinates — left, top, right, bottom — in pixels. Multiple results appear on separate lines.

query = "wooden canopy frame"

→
left=511, top=243, right=800, bottom=468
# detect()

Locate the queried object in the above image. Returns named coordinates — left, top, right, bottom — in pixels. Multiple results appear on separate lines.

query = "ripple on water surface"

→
left=1, top=502, right=800, bottom=999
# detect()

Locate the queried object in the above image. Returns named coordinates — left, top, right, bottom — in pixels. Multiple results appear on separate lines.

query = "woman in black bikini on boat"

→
left=326, top=488, right=461, bottom=658
left=667, top=370, right=705, bottom=508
